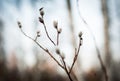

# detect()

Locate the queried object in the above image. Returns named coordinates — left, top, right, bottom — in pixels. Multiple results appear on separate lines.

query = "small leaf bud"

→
left=40, top=10, right=45, bottom=17
left=36, top=31, right=40, bottom=37
left=39, top=17, right=44, bottom=23
left=37, top=35, right=40, bottom=37
left=53, top=20, right=58, bottom=29
left=17, top=21, right=22, bottom=28
left=39, top=7, right=44, bottom=11
left=45, top=49, right=49, bottom=52
left=37, top=31, right=40, bottom=34
left=61, top=53, right=65, bottom=59
left=78, top=31, right=83, bottom=38
left=40, top=9, right=44, bottom=17
left=58, top=28, right=62, bottom=34
left=56, top=48, right=60, bottom=55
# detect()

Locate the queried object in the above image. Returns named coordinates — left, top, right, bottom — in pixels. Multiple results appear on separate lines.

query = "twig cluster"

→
left=38, top=7, right=62, bottom=46
left=17, top=7, right=83, bottom=81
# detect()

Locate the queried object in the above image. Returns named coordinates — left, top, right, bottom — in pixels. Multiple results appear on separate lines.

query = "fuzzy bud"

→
left=80, top=38, right=83, bottom=46
left=39, top=17, right=44, bottom=23
left=61, top=53, right=65, bottom=59
left=39, top=7, right=44, bottom=17
left=37, top=31, right=40, bottom=34
left=39, top=7, right=44, bottom=11
left=78, top=31, right=83, bottom=38
left=37, top=31, right=41, bottom=37
left=37, top=35, right=40, bottom=37
left=56, top=48, right=60, bottom=55
left=40, top=9, right=44, bottom=17
left=53, top=20, right=58, bottom=29
left=45, top=49, right=49, bottom=52
left=58, top=28, right=62, bottom=34
left=17, top=21, right=22, bottom=28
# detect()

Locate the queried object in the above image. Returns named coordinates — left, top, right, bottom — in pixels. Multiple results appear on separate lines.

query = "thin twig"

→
left=97, top=46, right=108, bottom=81
left=56, top=28, right=61, bottom=46
left=20, top=28, right=64, bottom=69
left=61, top=56, right=73, bottom=81
left=34, top=35, right=38, bottom=41
left=45, top=49, right=64, bottom=69
left=18, top=6, right=82, bottom=81
left=69, top=37, right=82, bottom=73
left=57, top=32, right=59, bottom=45
left=68, top=66, right=78, bottom=81
left=42, top=21, right=56, bottom=46
left=76, top=0, right=108, bottom=81
left=53, top=20, right=60, bottom=46
left=39, top=15, right=56, bottom=46
left=39, top=8, right=55, bottom=45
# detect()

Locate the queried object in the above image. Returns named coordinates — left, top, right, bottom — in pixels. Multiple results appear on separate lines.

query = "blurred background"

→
left=0, top=0, right=120, bottom=81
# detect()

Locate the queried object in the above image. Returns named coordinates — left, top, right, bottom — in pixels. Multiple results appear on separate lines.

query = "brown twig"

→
left=68, top=66, right=78, bottom=81
left=57, top=32, right=59, bottom=45
left=53, top=20, right=61, bottom=46
left=34, top=34, right=38, bottom=41
left=18, top=22, right=82, bottom=81
left=21, top=26, right=74, bottom=81
left=56, top=28, right=61, bottom=46
left=39, top=8, right=62, bottom=46
left=18, top=7, right=83, bottom=81
left=60, top=54, right=73, bottom=81
left=39, top=8, right=56, bottom=46
left=43, top=21, right=56, bottom=46
left=19, top=27, right=64, bottom=69
left=39, top=16, right=56, bottom=46
left=69, top=33, right=83, bottom=74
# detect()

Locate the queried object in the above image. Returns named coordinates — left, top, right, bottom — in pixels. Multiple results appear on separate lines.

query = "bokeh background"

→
left=0, top=0, right=120, bottom=81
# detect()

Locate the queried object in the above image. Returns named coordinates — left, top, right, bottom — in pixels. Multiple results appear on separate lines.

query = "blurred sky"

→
left=0, top=0, right=119, bottom=71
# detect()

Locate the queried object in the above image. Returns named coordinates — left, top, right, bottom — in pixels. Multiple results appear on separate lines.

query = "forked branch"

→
left=17, top=21, right=64, bottom=69
left=69, top=32, right=83, bottom=74
left=39, top=8, right=61, bottom=46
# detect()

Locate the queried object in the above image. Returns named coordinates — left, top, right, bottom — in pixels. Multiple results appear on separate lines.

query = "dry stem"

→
left=76, top=0, right=108, bottom=81
left=18, top=7, right=83, bottom=81
left=57, top=31, right=59, bottom=45
left=20, top=28, right=64, bottom=69
left=40, top=17, right=56, bottom=46
left=60, top=54, right=73, bottom=81
left=69, top=37, right=82, bottom=74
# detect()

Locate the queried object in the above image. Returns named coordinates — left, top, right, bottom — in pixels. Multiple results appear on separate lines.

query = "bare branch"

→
left=60, top=54, right=73, bottom=81
left=56, top=28, right=61, bottom=45
left=76, top=0, right=108, bottom=81
left=18, top=7, right=83, bottom=81
left=57, top=32, right=59, bottom=45
left=69, top=34, right=82, bottom=74
left=20, top=28, right=64, bottom=69
left=39, top=17, right=56, bottom=46
left=97, top=46, right=108, bottom=81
